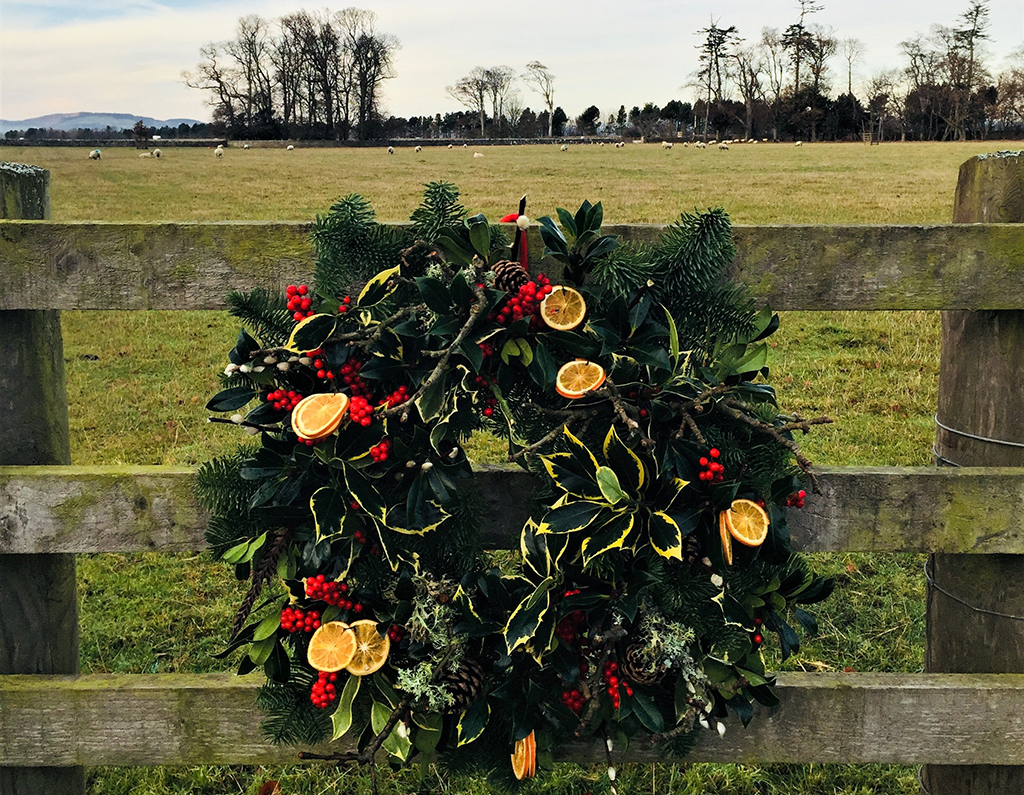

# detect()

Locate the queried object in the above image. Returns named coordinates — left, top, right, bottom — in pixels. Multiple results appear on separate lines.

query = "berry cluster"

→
left=377, top=385, right=409, bottom=409
left=310, top=357, right=335, bottom=381
left=349, top=396, right=373, bottom=427
left=369, top=438, right=391, bottom=462
left=752, top=616, right=764, bottom=647
left=310, top=671, right=338, bottom=708
left=286, top=284, right=316, bottom=322
left=785, top=489, right=807, bottom=509
left=556, top=592, right=586, bottom=645
left=387, top=624, right=406, bottom=643
left=697, top=448, right=725, bottom=482
left=280, top=605, right=321, bottom=634
left=305, top=575, right=366, bottom=612
left=339, top=359, right=372, bottom=398
left=561, top=687, right=585, bottom=714
left=266, top=388, right=302, bottom=412
left=478, top=341, right=496, bottom=358
left=489, top=274, right=553, bottom=329
left=337, top=296, right=352, bottom=314
left=473, top=376, right=498, bottom=417
left=602, top=660, right=633, bottom=709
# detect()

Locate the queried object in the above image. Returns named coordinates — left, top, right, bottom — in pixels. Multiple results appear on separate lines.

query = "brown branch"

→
left=380, top=285, right=490, bottom=423
left=672, top=409, right=706, bottom=445
left=508, top=419, right=575, bottom=462
left=230, top=527, right=293, bottom=640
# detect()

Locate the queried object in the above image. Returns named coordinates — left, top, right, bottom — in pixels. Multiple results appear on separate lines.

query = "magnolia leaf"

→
left=648, top=510, right=683, bottom=561
left=457, top=698, right=491, bottom=746
left=596, top=466, right=626, bottom=504
left=285, top=314, right=337, bottom=354
left=416, top=276, right=452, bottom=314
left=357, top=265, right=401, bottom=308
left=581, top=512, right=634, bottom=567
left=310, top=486, right=347, bottom=544
left=331, top=674, right=361, bottom=740
left=630, top=690, right=665, bottom=733
left=253, top=610, right=282, bottom=641
left=516, top=338, right=534, bottom=366
left=248, top=635, right=276, bottom=665
left=206, top=386, right=258, bottom=412
left=540, top=453, right=603, bottom=500
left=602, top=425, right=645, bottom=493
left=372, top=700, right=412, bottom=761
left=467, top=215, right=491, bottom=257
left=504, top=577, right=554, bottom=654
left=536, top=500, right=608, bottom=535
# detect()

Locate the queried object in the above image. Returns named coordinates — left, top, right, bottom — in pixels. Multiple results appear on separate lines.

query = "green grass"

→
left=1, top=140, right=989, bottom=793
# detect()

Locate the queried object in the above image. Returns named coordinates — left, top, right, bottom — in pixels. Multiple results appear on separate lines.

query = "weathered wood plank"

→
left=3, top=222, right=1024, bottom=311
left=3, top=672, right=1024, bottom=766
left=4, top=464, right=1024, bottom=554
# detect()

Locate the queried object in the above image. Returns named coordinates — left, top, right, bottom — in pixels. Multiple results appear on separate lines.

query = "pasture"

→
left=1, top=140, right=1011, bottom=794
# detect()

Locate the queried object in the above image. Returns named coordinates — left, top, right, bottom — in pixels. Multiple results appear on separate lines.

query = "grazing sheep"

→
left=138, top=152, right=152, bottom=158
left=560, top=144, right=568, bottom=151
left=661, top=141, right=673, bottom=149
left=708, top=140, right=717, bottom=146
left=447, top=144, right=454, bottom=149
left=152, top=149, right=162, bottom=158
left=599, top=141, right=605, bottom=147
left=462, top=143, right=468, bottom=148
left=414, top=145, right=422, bottom=153
left=794, top=140, right=803, bottom=147
left=695, top=141, right=707, bottom=149
left=718, top=142, right=729, bottom=150
left=473, top=152, right=484, bottom=158
left=88, top=149, right=101, bottom=160
left=214, top=145, right=224, bottom=158
left=286, top=144, right=295, bottom=150
left=243, top=143, right=251, bottom=150
left=387, top=146, right=395, bottom=154
left=762, top=138, right=768, bottom=142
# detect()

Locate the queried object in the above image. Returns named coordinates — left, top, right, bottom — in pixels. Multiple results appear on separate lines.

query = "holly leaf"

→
left=357, top=266, right=401, bottom=308
left=285, top=314, right=337, bottom=354
left=331, top=674, right=361, bottom=740
left=648, top=510, right=683, bottom=561
left=457, top=697, right=491, bottom=746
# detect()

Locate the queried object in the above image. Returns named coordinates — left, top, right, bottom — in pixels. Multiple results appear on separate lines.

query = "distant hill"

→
left=0, top=112, right=204, bottom=134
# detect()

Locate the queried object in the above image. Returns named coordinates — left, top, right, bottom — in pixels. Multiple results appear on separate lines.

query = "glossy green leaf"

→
left=596, top=466, right=626, bottom=504
left=331, top=674, right=361, bottom=740
left=540, top=453, right=603, bottom=500
left=602, top=425, right=645, bottom=492
left=504, top=577, right=554, bottom=653
left=357, top=265, right=401, bottom=308
left=581, top=512, right=634, bottom=566
left=537, top=500, right=608, bottom=535
left=372, top=700, right=412, bottom=761
left=648, top=510, right=683, bottom=560
left=253, top=610, right=282, bottom=642
left=457, top=697, right=491, bottom=746
left=285, top=313, right=337, bottom=354
left=206, top=386, right=258, bottom=412
left=467, top=215, right=491, bottom=257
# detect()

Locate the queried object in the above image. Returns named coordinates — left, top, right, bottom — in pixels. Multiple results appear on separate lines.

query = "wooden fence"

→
left=2, top=154, right=1024, bottom=795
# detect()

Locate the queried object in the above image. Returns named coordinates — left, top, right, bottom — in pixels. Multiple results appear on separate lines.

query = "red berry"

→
left=754, top=633, right=763, bottom=644
left=298, top=284, right=308, bottom=295
left=710, top=448, right=720, bottom=458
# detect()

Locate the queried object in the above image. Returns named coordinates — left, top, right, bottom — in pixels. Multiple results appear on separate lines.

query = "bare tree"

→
left=805, top=24, right=837, bottom=94
left=760, top=27, right=787, bottom=139
left=694, top=17, right=740, bottom=137
left=523, top=61, right=556, bottom=136
left=448, top=67, right=490, bottom=136
left=841, top=37, right=864, bottom=96
left=483, top=66, right=517, bottom=136
left=732, top=46, right=765, bottom=140
left=782, top=0, right=823, bottom=90
left=995, top=47, right=1024, bottom=130
left=183, top=43, right=242, bottom=132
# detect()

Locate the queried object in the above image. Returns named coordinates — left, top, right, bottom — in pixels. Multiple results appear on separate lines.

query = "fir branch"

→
left=231, top=528, right=293, bottom=640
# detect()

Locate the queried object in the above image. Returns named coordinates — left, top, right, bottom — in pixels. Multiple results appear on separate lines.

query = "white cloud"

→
left=1, top=0, right=1021, bottom=123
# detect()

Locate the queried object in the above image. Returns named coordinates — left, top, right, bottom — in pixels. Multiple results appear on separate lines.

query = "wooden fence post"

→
left=925, top=151, right=1024, bottom=795
left=0, top=163, right=84, bottom=795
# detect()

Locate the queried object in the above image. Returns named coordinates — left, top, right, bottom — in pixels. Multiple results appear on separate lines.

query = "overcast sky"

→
left=1, top=0, right=1022, bottom=123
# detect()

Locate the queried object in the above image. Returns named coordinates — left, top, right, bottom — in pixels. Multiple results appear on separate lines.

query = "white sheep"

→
left=473, top=152, right=484, bottom=158
left=138, top=152, right=152, bottom=158
left=661, top=141, right=673, bottom=149
left=462, top=143, right=468, bottom=148
left=794, top=140, right=803, bottom=147
left=243, top=143, right=251, bottom=150
left=695, top=141, right=707, bottom=149
left=762, top=138, right=768, bottom=143
left=708, top=140, right=717, bottom=146
left=598, top=142, right=605, bottom=147
left=88, top=149, right=101, bottom=160
left=214, top=145, right=224, bottom=158
left=153, top=149, right=162, bottom=158
left=447, top=144, right=454, bottom=150
left=560, top=144, right=568, bottom=151
left=286, top=144, right=295, bottom=151
left=387, top=146, right=395, bottom=154
left=414, top=145, right=422, bottom=153
left=718, top=142, right=729, bottom=150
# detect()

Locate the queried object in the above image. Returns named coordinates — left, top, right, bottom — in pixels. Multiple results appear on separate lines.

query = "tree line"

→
left=180, top=1, right=1023, bottom=142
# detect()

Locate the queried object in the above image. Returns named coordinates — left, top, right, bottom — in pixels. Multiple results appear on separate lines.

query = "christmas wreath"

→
left=198, top=182, right=834, bottom=786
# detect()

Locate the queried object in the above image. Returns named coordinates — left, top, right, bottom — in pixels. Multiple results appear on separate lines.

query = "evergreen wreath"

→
left=198, top=182, right=834, bottom=788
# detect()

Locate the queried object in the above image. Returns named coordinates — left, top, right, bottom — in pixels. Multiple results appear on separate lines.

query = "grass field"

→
left=2, top=140, right=1011, bottom=794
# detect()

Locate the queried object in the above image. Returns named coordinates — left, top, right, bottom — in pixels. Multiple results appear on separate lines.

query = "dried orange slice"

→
left=511, top=730, right=537, bottom=780
left=725, top=499, right=770, bottom=547
left=291, top=392, right=349, bottom=441
left=306, top=621, right=356, bottom=672
left=540, top=285, right=587, bottom=331
left=555, top=360, right=606, bottom=399
left=719, top=510, right=733, bottom=566
left=343, top=619, right=391, bottom=676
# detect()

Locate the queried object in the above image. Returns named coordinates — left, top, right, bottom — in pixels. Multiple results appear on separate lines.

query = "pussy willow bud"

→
left=244, top=425, right=260, bottom=435
left=607, top=767, right=616, bottom=782
left=406, top=460, right=417, bottom=469
left=299, top=357, right=312, bottom=366
left=263, top=355, right=277, bottom=365
left=276, top=362, right=290, bottom=371
left=716, top=721, right=726, bottom=736
left=224, top=363, right=239, bottom=374
left=699, top=716, right=710, bottom=729
left=230, top=414, right=244, bottom=424
left=420, top=461, right=433, bottom=471
left=239, top=364, right=251, bottom=373
left=288, top=356, right=300, bottom=363
left=253, top=366, right=265, bottom=373
left=710, top=573, right=724, bottom=588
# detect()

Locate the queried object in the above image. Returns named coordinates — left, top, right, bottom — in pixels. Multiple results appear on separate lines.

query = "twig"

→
left=380, top=284, right=490, bottom=423
left=230, top=527, right=293, bottom=640
left=673, top=409, right=706, bottom=445
left=208, top=416, right=281, bottom=433
left=508, top=419, right=575, bottom=462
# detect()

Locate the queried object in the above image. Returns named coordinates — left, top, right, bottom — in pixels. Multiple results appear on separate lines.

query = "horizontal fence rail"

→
left=3, top=222, right=1024, bottom=311
left=3, top=672, right=1024, bottom=766
left=4, top=465, right=1024, bottom=554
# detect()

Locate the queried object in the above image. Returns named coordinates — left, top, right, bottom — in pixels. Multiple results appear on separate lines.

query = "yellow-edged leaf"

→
left=285, top=313, right=337, bottom=354
left=603, top=425, right=645, bottom=492
left=581, top=513, right=634, bottom=567
left=357, top=265, right=401, bottom=307
left=648, top=510, right=683, bottom=561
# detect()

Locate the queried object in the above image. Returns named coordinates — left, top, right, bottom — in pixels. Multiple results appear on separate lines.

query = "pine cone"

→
left=440, top=656, right=486, bottom=712
left=492, top=260, right=530, bottom=293
left=619, top=643, right=665, bottom=686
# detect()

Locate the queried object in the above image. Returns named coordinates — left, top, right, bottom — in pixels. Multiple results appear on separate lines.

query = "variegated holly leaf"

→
left=536, top=500, right=609, bottom=535
left=603, top=425, right=645, bottom=493
left=504, top=577, right=554, bottom=654
left=285, top=313, right=337, bottom=353
left=648, top=510, right=683, bottom=561
left=581, top=512, right=635, bottom=567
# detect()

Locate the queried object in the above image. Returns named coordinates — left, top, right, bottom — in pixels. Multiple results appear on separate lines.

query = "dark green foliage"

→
left=652, top=208, right=757, bottom=360
left=226, top=288, right=294, bottom=347
left=257, top=665, right=332, bottom=745
left=409, top=181, right=467, bottom=240
left=311, top=194, right=406, bottom=298
left=586, top=243, right=657, bottom=297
